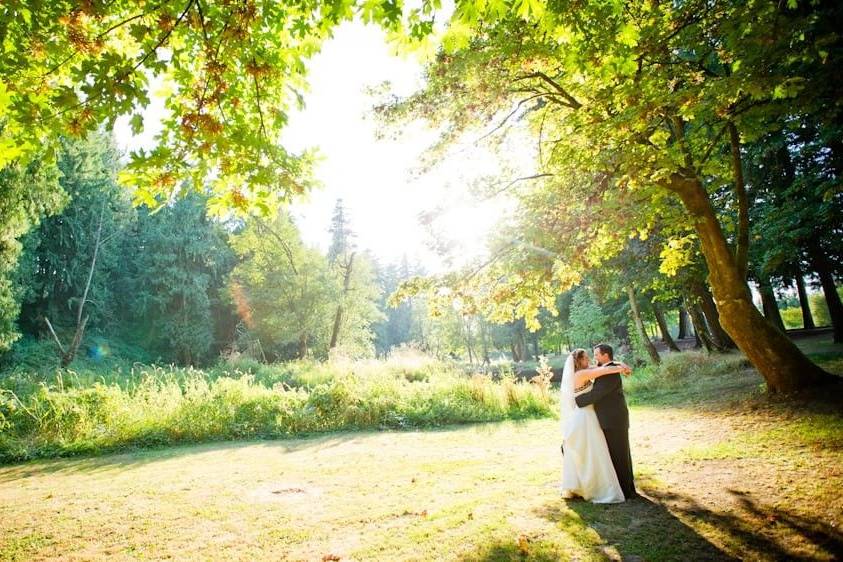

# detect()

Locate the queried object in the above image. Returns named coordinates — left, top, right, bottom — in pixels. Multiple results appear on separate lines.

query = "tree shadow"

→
left=535, top=482, right=843, bottom=561
left=0, top=418, right=545, bottom=482
left=645, top=487, right=843, bottom=561
left=0, top=431, right=365, bottom=482
left=537, top=492, right=735, bottom=561
left=455, top=542, right=561, bottom=562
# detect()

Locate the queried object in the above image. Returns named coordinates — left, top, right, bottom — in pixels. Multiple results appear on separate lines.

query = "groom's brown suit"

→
left=575, top=361, right=637, bottom=499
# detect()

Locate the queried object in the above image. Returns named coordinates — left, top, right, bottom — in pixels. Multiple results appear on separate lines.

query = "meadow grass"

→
left=1, top=336, right=841, bottom=560
left=0, top=349, right=555, bottom=463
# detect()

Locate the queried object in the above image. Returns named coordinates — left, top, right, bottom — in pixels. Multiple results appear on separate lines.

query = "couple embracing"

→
left=560, top=344, right=637, bottom=503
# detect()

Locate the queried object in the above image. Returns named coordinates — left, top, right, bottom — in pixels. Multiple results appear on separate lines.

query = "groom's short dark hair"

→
left=594, top=343, right=614, bottom=360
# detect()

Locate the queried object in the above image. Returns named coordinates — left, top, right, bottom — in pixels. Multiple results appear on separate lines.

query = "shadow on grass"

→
left=455, top=543, right=561, bottom=562
left=645, top=487, right=843, bottom=561
left=538, top=492, right=735, bottom=561
left=542, top=482, right=843, bottom=561
left=0, top=418, right=543, bottom=482
left=0, top=432, right=359, bottom=482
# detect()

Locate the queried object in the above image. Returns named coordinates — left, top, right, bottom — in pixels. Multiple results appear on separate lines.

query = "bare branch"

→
left=43, top=317, right=66, bottom=355
left=480, top=173, right=554, bottom=201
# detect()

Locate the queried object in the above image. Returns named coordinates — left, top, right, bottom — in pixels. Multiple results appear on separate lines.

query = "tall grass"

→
left=624, top=351, right=753, bottom=405
left=0, top=349, right=556, bottom=463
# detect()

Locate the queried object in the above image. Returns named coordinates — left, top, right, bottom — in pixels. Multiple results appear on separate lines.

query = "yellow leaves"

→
left=442, top=20, right=474, bottom=53
left=617, top=23, right=639, bottom=47
left=553, top=25, right=576, bottom=45
left=0, top=81, right=11, bottom=119
left=659, top=235, right=698, bottom=276
left=515, top=0, right=545, bottom=21
left=648, top=128, right=670, bottom=148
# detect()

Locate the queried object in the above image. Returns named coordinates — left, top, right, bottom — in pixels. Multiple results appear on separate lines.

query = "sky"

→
left=282, top=22, right=513, bottom=273
left=116, top=21, right=517, bottom=274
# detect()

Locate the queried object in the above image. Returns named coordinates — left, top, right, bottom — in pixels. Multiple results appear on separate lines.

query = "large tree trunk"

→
left=652, top=302, right=681, bottom=352
left=692, top=281, right=737, bottom=350
left=810, top=247, right=843, bottom=343
left=668, top=174, right=830, bottom=391
left=757, top=275, right=786, bottom=332
left=794, top=267, right=815, bottom=330
left=627, top=286, right=660, bottom=364
left=677, top=306, right=689, bottom=339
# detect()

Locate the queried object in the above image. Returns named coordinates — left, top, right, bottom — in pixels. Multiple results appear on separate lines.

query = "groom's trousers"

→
left=603, top=427, right=636, bottom=499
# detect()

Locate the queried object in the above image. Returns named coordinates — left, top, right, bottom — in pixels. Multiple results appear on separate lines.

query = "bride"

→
left=560, top=348, right=631, bottom=503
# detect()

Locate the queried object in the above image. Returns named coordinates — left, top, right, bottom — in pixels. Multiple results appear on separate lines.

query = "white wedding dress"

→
left=559, top=354, right=624, bottom=503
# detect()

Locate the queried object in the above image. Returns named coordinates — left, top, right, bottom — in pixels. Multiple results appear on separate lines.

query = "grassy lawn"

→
left=1, top=337, right=842, bottom=561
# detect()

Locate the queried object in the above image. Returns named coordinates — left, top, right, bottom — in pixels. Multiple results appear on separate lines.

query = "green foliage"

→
left=17, top=131, right=133, bottom=333
left=125, top=193, right=234, bottom=364
left=0, top=0, right=413, bottom=214
left=624, top=351, right=752, bottom=404
left=378, top=0, right=842, bottom=391
left=0, top=352, right=556, bottom=462
left=0, top=155, right=65, bottom=350
left=229, top=212, right=339, bottom=359
left=566, top=287, right=610, bottom=348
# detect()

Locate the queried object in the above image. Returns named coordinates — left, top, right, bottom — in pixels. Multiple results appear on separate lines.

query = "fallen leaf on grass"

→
left=517, top=534, right=529, bottom=556
left=322, top=555, right=341, bottom=561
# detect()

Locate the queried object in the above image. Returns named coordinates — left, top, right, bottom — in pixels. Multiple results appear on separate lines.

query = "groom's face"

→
left=593, top=348, right=608, bottom=366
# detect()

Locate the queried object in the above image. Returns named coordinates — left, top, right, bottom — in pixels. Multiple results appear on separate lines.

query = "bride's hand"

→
left=619, top=362, right=632, bottom=376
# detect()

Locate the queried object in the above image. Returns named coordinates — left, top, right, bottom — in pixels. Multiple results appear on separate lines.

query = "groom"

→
left=575, top=343, right=637, bottom=500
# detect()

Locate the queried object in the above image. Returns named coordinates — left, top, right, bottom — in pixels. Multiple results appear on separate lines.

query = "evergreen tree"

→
left=126, top=193, right=234, bottom=365
left=0, top=155, right=64, bottom=350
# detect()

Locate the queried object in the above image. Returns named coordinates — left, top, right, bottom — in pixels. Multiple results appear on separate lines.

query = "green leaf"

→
left=129, top=114, right=144, bottom=135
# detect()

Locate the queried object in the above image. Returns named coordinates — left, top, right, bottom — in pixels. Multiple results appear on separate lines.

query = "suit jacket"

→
left=574, top=361, right=629, bottom=429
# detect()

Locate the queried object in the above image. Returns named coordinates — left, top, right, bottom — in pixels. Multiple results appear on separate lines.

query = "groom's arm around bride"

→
left=574, top=345, right=638, bottom=499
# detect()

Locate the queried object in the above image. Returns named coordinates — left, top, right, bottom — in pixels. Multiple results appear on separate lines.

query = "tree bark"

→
left=810, top=247, right=843, bottom=343
left=678, top=306, right=689, bottom=339
left=757, top=275, right=786, bottom=332
left=480, top=319, right=490, bottom=365
left=298, top=334, right=308, bottom=359
left=668, top=173, right=830, bottom=391
left=652, top=302, right=681, bottom=352
left=46, top=204, right=104, bottom=367
left=794, top=267, right=815, bottom=330
left=627, top=286, right=660, bottom=364
left=329, top=252, right=355, bottom=350
left=688, top=304, right=715, bottom=353
left=693, top=282, right=737, bottom=350
left=728, top=121, right=750, bottom=281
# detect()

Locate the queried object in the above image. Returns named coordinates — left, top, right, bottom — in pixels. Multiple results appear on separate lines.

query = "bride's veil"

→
left=560, top=352, right=577, bottom=432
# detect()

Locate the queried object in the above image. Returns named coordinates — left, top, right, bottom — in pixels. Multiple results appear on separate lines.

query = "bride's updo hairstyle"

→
left=571, top=348, right=588, bottom=371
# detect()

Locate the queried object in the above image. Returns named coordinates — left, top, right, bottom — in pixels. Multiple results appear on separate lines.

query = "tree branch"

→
left=45, top=0, right=194, bottom=122
left=728, top=121, right=750, bottom=280
left=514, top=72, right=582, bottom=110
left=474, top=93, right=546, bottom=145
left=480, top=173, right=554, bottom=201
left=255, top=218, right=299, bottom=275
left=43, top=317, right=66, bottom=355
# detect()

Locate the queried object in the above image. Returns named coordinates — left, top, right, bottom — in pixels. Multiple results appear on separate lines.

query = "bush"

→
left=0, top=352, right=557, bottom=463
left=623, top=351, right=751, bottom=400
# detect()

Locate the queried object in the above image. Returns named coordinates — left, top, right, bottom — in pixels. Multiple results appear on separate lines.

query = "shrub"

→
left=0, top=353, right=556, bottom=463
